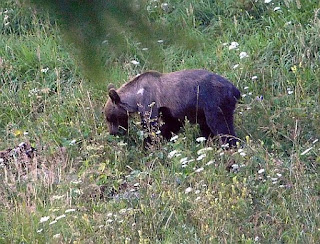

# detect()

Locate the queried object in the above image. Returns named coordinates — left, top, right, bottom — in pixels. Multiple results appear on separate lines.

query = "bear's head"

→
left=104, top=85, right=129, bottom=135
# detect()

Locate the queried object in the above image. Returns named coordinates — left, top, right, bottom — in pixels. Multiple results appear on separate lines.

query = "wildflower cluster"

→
left=37, top=208, right=77, bottom=236
left=0, top=9, right=12, bottom=27
left=147, top=0, right=172, bottom=14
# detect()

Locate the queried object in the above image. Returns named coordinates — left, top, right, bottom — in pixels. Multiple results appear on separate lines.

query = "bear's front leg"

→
left=204, top=106, right=238, bottom=147
left=160, top=123, right=172, bottom=140
left=138, top=102, right=160, bottom=146
left=159, top=107, right=183, bottom=140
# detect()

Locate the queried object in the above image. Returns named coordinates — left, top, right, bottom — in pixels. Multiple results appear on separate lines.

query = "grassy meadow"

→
left=0, top=0, right=319, bottom=243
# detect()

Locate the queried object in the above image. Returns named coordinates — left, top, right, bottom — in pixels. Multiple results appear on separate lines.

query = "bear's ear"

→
left=109, top=88, right=121, bottom=104
left=108, top=84, right=115, bottom=91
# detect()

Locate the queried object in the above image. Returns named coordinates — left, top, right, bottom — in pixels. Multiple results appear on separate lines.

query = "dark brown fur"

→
left=104, top=69, right=240, bottom=146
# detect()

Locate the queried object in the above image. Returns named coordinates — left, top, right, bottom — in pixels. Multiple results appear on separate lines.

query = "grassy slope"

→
left=0, top=0, right=319, bottom=243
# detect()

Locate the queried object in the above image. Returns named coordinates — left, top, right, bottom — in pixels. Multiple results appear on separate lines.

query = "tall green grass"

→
left=0, top=0, right=319, bottom=243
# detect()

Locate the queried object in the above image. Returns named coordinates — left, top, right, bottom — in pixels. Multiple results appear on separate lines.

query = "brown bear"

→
left=104, top=69, right=240, bottom=146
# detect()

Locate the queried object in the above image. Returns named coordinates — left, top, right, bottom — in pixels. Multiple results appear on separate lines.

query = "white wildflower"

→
left=55, top=214, right=66, bottom=221
left=41, top=67, right=49, bottom=73
left=301, top=147, right=313, bottom=156
left=37, top=229, right=43, bottom=233
left=49, top=220, right=57, bottom=225
left=285, top=21, right=292, bottom=26
left=168, top=150, right=179, bottom=158
left=252, top=76, right=258, bottom=80
left=106, top=219, right=113, bottom=224
left=29, top=88, right=39, bottom=95
left=65, top=209, right=76, bottom=213
left=274, top=7, right=281, bottom=11
left=196, top=154, right=206, bottom=161
left=170, top=135, right=179, bottom=142
left=185, top=187, right=193, bottom=194
left=180, top=157, right=188, bottom=163
left=49, top=208, right=60, bottom=212
left=52, top=195, right=64, bottom=200
left=276, top=173, right=282, bottom=177
left=206, top=160, right=214, bottom=166
left=258, top=169, right=265, bottom=174
left=288, top=90, right=294, bottom=95
left=117, top=141, right=127, bottom=146
left=197, top=147, right=213, bottom=155
left=231, top=164, right=239, bottom=171
left=221, top=143, right=229, bottom=149
left=182, top=159, right=194, bottom=167
left=106, top=212, right=113, bottom=218
left=18, top=142, right=25, bottom=147
left=196, top=137, right=206, bottom=143
left=239, top=51, right=249, bottom=59
left=195, top=167, right=204, bottom=173
left=130, top=60, right=140, bottom=65
left=229, top=41, right=239, bottom=50
left=73, top=189, right=81, bottom=195
left=233, top=64, right=239, bottom=69
left=69, top=139, right=76, bottom=145
left=256, top=95, right=263, bottom=101
left=219, top=152, right=225, bottom=156
left=240, top=152, right=246, bottom=157
left=119, top=209, right=127, bottom=214
left=133, top=183, right=140, bottom=187
left=71, top=179, right=82, bottom=184
left=40, top=216, right=50, bottom=223
left=157, top=40, right=164, bottom=43
left=161, top=3, right=169, bottom=11
left=244, top=86, right=249, bottom=90
left=264, top=0, right=272, bottom=3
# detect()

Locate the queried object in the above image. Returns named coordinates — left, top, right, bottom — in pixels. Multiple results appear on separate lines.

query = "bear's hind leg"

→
left=199, top=118, right=211, bottom=138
